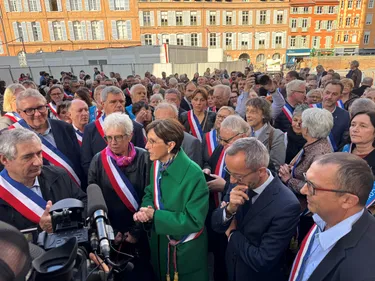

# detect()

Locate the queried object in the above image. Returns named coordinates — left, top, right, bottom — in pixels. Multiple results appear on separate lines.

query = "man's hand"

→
left=135, top=110, right=148, bottom=124
left=39, top=200, right=53, bottom=233
left=225, top=217, right=237, bottom=237
left=133, top=206, right=155, bottom=223
left=227, top=185, right=249, bottom=215
left=244, top=76, right=256, bottom=93
left=263, top=78, right=278, bottom=93
left=207, top=174, right=226, bottom=192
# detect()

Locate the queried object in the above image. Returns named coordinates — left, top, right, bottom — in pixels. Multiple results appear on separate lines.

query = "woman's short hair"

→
left=57, top=101, right=71, bottom=115
left=306, top=88, right=323, bottom=98
left=217, top=106, right=235, bottom=115
left=293, top=104, right=310, bottom=117
left=191, top=87, right=208, bottom=101
left=3, top=84, right=26, bottom=112
left=245, top=97, right=271, bottom=124
left=350, top=111, right=375, bottom=147
left=47, top=85, right=64, bottom=102
left=340, top=78, right=354, bottom=90
left=146, top=119, right=184, bottom=154
left=103, top=112, right=133, bottom=136
left=150, top=93, right=163, bottom=103
left=302, top=108, right=334, bottom=139
left=132, top=101, right=149, bottom=116
left=350, top=99, right=375, bottom=117
left=75, top=87, right=93, bottom=107
left=221, top=115, right=250, bottom=136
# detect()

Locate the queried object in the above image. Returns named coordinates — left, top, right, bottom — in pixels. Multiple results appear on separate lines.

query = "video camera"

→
left=31, top=184, right=133, bottom=281
left=251, top=72, right=272, bottom=86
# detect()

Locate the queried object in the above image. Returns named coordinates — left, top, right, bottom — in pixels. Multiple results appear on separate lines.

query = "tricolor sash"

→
left=11, top=119, right=81, bottom=187
left=343, top=144, right=375, bottom=208
left=187, top=110, right=204, bottom=142
left=213, top=148, right=226, bottom=207
left=0, top=169, right=46, bottom=224
left=205, top=129, right=218, bottom=157
left=282, top=103, right=294, bottom=123
left=95, top=115, right=106, bottom=140
left=336, top=100, right=344, bottom=109
left=327, top=132, right=337, bottom=152
left=101, top=150, right=139, bottom=213
left=309, top=103, right=322, bottom=108
left=75, top=130, right=83, bottom=146
left=289, top=224, right=319, bottom=281
left=290, top=148, right=304, bottom=178
left=47, top=102, right=59, bottom=119
left=4, top=112, right=22, bottom=123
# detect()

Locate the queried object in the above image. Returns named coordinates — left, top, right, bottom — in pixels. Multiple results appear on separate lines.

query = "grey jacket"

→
left=182, top=131, right=203, bottom=167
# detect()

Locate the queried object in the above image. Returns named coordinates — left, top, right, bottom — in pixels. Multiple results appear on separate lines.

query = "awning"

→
left=289, top=52, right=310, bottom=56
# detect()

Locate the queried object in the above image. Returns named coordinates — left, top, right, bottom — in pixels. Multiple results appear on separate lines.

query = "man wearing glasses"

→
left=211, top=137, right=300, bottom=281
left=289, top=153, right=375, bottom=281
left=14, top=89, right=85, bottom=190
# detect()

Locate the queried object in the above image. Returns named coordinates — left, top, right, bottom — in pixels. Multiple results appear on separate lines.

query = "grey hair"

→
left=306, top=88, right=323, bottom=98
left=16, top=89, right=46, bottom=109
left=169, top=78, right=178, bottom=86
left=349, top=98, right=375, bottom=117
left=101, top=86, right=124, bottom=102
left=351, top=60, right=359, bottom=67
left=165, top=88, right=181, bottom=100
left=362, top=77, right=373, bottom=85
left=150, top=93, right=164, bottom=102
left=0, top=128, right=41, bottom=160
left=103, top=112, right=133, bottom=136
left=286, top=80, right=306, bottom=97
left=213, top=84, right=231, bottom=98
left=21, top=80, right=37, bottom=89
left=7, top=83, right=26, bottom=94
left=217, top=106, right=235, bottom=115
left=152, top=84, right=161, bottom=91
left=129, top=84, right=146, bottom=96
left=220, top=115, right=250, bottom=136
left=226, top=137, right=270, bottom=171
left=154, top=102, right=178, bottom=118
left=85, top=79, right=93, bottom=88
left=293, top=104, right=310, bottom=117
left=302, top=108, right=333, bottom=139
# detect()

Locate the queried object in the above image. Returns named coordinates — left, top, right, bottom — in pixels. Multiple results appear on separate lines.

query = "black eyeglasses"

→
left=104, top=135, right=127, bottom=143
left=224, top=166, right=256, bottom=182
left=302, top=173, right=355, bottom=196
left=22, top=105, right=48, bottom=116
left=218, top=132, right=243, bottom=144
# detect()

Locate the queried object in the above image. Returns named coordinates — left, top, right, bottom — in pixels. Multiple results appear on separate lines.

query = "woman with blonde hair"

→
left=0, top=84, right=26, bottom=129
left=340, top=77, right=359, bottom=110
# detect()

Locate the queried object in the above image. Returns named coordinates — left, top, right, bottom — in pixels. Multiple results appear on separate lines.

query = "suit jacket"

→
left=352, top=85, right=369, bottom=97
left=308, top=211, right=375, bottom=281
left=211, top=174, right=300, bottom=281
left=81, top=119, right=145, bottom=176
left=180, top=110, right=216, bottom=134
left=274, top=102, right=294, bottom=133
left=182, top=131, right=203, bottom=167
left=257, top=123, right=286, bottom=171
left=331, top=107, right=350, bottom=149
left=180, top=97, right=192, bottom=112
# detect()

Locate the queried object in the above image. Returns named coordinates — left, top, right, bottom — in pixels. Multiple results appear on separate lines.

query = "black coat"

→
left=180, top=110, right=216, bottom=135
left=352, top=85, right=370, bottom=97
left=0, top=166, right=87, bottom=231
left=87, top=148, right=151, bottom=237
left=285, top=126, right=306, bottom=164
left=274, top=102, right=294, bottom=133
left=81, top=119, right=145, bottom=176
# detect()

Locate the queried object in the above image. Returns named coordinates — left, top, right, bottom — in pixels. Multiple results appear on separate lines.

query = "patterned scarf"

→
left=106, top=142, right=136, bottom=167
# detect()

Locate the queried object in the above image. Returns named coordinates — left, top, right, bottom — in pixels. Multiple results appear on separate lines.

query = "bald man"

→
left=68, top=99, right=89, bottom=135
left=125, top=84, right=148, bottom=119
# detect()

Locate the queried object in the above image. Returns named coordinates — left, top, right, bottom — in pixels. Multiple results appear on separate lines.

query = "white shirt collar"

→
left=252, top=169, right=274, bottom=196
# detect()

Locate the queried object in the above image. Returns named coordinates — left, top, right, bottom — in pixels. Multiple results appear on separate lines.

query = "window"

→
left=259, top=10, right=266, bottom=24
left=161, top=34, right=169, bottom=44
left=346, top=17, right=351, bottom=26
left=364, top=32, right=370, bottom=44
left=241, top=34, right=248, bottom=49
left=191, top=11, right=197, bottom=25
left=316, top=6, right=322, bottom=14
left=328, top=6, right=334, bottom=13
left=13, top=22, right=24, bottom=41
left=226, top=11, right=233, bottom=25
left=352, top=34, right=357, bottom=42
left=290, top=36, right=296, bottom=47
left=366, top=14, right=373, bottom=24
left=301, top=36, right=307, bottom=47
left=88, top=0, right=99, bottom=10
left=258, top=38, right=265, bottom=48
left=242, top=11, right=249, bottom=24
left=9, top=0, right=19, bottom=11
left=354, top=16, right=359, bottom=26
left=315, top=20, right=321, bottom=30
left=341, top=0, right=344, bottom=8
left=272, top=53, right=280, bottom=60
left=327, top=20, right=333, bottom=30
left=291, top=19, right=297, bottom=28
left=116, top=21, right=129, bottom=39
left=276, top=11, right=283, bottom=24
left=209, top=11, right=216, bottom=25
left=31, top=22, right=41, bottom=41
left=302, top=18, right=308, bottom=28
left=344, top=34, right=349, bottom=42
left=47, top=0, right=59, bottom=11
left=27, top=0, right=38, bottom=11
left=339, top=17, right=343, bottom=26
left=209, top=33, right=216, bottom=47
left=303, top=7, right=309, bottom=13
left=161, top=11, right=168, bottom=26
left=176, top=11, right=183, bottom=26
left=356, top=0, right=361, bottom=8
left=256, top=54, right=265, bottom=63
left=69, top=0, right=81, bottom=10
left=91, top=21, right=102, bottom=40
left=348, top=0, right=353, bottom=8
left=292, top=7, right=298, bottom=13
left=225, top=33, right=232, bottom=48
left=369, top=0, right=374, bottom=8
left=191, top=33, right=198, bottom=46
left=52, top=21, right=63, bottom=41
left=72, top=21, right=83, bottom=40
left=337, top=34, right=340, bottom=42
left=143, top=12, right=151, bottom=26
left=275, top=35, right=282, bottom=45
left=177, top=34, right=184, bottom=45
left=313, top=36, right=318, bottom=47
left=144, top=34, right=152, bottom=45
left=114, top=0, right=128, bottom=10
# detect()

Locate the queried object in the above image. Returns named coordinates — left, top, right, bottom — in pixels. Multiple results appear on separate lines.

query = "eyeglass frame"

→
left=218, top=132, right=244, bottom=144
left=302, top=173, right=356, bottom=196
left=21, top=105, right=49, bottom=116
left=224, top=166, right=257, bottom=183
left=104, top=134, right=128, bottom=143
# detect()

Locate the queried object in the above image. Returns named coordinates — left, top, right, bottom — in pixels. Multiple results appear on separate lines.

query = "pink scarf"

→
left=106, top=142, right=136, bottom=167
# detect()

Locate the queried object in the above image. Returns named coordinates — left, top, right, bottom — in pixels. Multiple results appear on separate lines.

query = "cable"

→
left=85, top=251, right=104, bottom=281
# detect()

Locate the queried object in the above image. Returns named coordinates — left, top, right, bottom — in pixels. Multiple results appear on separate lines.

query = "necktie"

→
left=241, top=189, right=258, bottom=216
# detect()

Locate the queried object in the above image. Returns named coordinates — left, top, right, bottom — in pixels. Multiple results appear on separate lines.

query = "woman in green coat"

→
left=134, top=119, right=209, bottom=281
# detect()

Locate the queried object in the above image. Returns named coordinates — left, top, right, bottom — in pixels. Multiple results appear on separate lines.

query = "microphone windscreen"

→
left=87, top=184, right=108, bottom=217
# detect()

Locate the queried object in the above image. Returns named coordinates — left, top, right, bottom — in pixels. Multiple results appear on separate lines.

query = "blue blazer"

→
left=211, top=175, right=300, bottom=281
left=331, top=107, right=350, bottom=149
left=81, top=119, right=145, bottom=176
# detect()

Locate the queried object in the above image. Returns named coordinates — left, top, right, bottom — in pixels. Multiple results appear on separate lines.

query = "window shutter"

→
left=12, top=22, right=20, bottom=41
left=139, top=12, right=144, bottom=26
left=78, top=0, right=82, bottom=10
left=57, top=0, right=62, bottom=11
left=306, top=35, right=310, bottom=47
left=233, top=11, right=236, bottom=25
left=150, top=11, right=155, bottom=26
left=238, top=32, right=242, bottom=48
left=4, top=0, right=10, bottom=12
left=36, top=22, right=42, bottom=41
left=197, top=11, right=201, bottom=25
left=27, top=22, right=33, bottom=41
left=109, top=0, right=115, bottom=10
left=99, top=20, right=104, bottom=40
left=184, top=33, right=190, bottom=46
left=157, top=11, right=161, bottom=26
left=198, top=33, right=202, bottom=47
left=265, top=32, right=270, bottom=48
left=273, top=10, right=277, bottom=24
left=111, top=20, right=118, bottom=39
left=68, top=21, right=75, bottom=40
left=183, top=11, right=190, bottom=26
left=232, top=33, right=236, bottom=50
left=206, top=10, right=210, bottom=25
left=307, top=17, right=311, bottom=26
left=152, top=34, right=156, bottom=45
left=36, top=0, right=42, bottom=11
left=125, top=0, right=129, bottom=10
left=141, top=34, right=145, bottom=45
left=308, top=7, right=312, bottom=13
left=249, top=10, right=252, bottom=25
left=282, top=31, right=286, bottom=48
left=297, top=18, right=302, bottom=27
left=157, top=34, right=162, bottom=44
left=169, top=11, right=176, bottom=26
left=272, top=32, right=275, bottom=48
left=16, top=0, right=22, bottom=11
left=255, top=33, right=259, bottom=49
left=61, top=21, right=67, bottom=41
left=96, top=0, right=100, bottom=10
left=317, top=36, right=320, bottom=47
left=222, top=32, right=226, bottom=48
left=315, top=20, right=319, bottom=29
left=216, top=10, right=220, bottom=25
left=290, top=18, right=292, bottom=27
left=81, top=21, right=87, bottom=40
left=24, top=0, right=29, bottom=12
left=48, top=21, right=54, bottom=41
left=216, top=33, right=220, bottom=47
left=256, top=10, right=260, bottom=25
left=126, top=20, right=132, bottom=39
left=223, top=11, right=227, bottom=25
left=170, top=34, right=176, bottom=45
left=66, top=0, right=71, bottom=10
left=21, top=22, right=28, bottom=42
left=238, top=11, right=242, bottom=25
left=333, top=20, right=337, bottom=29
left=248, top=32, right=252, bottom=49
left=87, top=21, right=92, bottom=40
left=84, top=0, right=89, bottom=10
left=283, top=9, right=288, bottom=24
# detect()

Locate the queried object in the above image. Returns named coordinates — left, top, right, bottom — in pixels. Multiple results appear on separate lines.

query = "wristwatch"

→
left=225, top=205, right=236, bottom=219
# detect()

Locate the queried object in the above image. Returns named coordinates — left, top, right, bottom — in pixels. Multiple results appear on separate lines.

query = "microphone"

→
left=87, top=184, right=111, bottom=260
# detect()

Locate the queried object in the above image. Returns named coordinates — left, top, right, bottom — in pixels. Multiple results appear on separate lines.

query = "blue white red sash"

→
left=309, top=103, right=322, bottom=108
left=289, top=224, right=319, bottom=281
left=11, top=119, right=81, bottom=187
left=327, top=132, right=337, bottom=152
left=95, top=115, right=106, bottom=140
left=291, top=149, right=304, bottom=178
left=4, top=112, right=22, bottom=123
left=205, top=129, right=218, bottom=157
left=0, top=169, right=46, bottom=224
left=48, top=102, right=59, bottom=119
left=343, top=144, right=375, bottom=207
left=282, top=103, right=294, bottom=123
left=75, top=129, right=83, bottom=146
left=152, top=161, right=203, bottom=242
left=187, top=110, right=204, bottom=142
left=336, top=100, right=344, bottom=109
left=101, top=150, right=139, bottom=213
left=213, top=148, right=226, bottom=207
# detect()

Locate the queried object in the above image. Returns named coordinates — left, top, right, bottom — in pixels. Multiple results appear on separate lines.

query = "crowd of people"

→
left=0, top=60, right=375, bottom=281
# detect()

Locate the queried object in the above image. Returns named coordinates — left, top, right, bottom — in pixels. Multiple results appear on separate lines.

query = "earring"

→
left=168, top=150, right=171, bottom=154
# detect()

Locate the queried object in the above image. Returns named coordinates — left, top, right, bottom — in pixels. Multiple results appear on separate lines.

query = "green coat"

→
left=141, top=150, right=209, bottom=281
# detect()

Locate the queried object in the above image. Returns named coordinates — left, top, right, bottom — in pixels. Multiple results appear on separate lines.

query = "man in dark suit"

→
left=15, top=89, right=85, bottom=189
left=164, top=88, right=186, bottom=121
left=81, top=86, right=145, bottom=176
left=289, top=153, right=375, bottom=281
left=211, top=138, right=300, bottom=281
left=352, top=76, right=373, bottom=97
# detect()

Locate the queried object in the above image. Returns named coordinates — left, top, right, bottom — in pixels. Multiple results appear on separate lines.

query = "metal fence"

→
left=0, top=61, right=247, bottom=85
